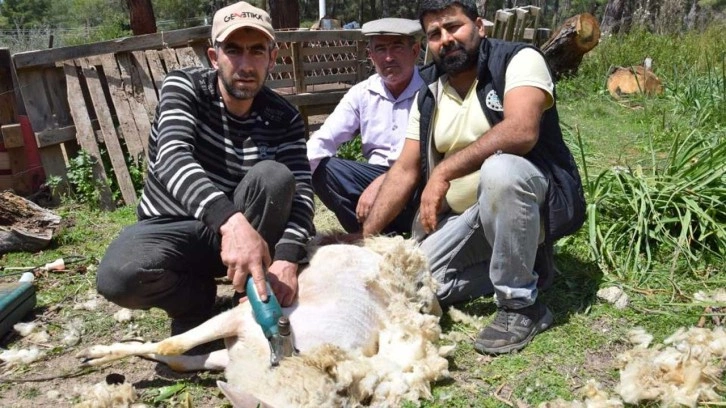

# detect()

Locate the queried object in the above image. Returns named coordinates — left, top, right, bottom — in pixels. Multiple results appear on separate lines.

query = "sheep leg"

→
left=218, top=381, right=274, bottom=408
left=151, top=348, right=230, bottom=372
left=78, top=307, right=243, bottom=369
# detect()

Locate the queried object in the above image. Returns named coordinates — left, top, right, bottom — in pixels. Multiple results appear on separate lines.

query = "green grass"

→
left=1, top=27, right=724, bottom=407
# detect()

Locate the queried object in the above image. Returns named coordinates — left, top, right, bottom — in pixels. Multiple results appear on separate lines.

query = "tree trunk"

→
left=683, top=0, right=698, bottom=31
left=369, top=0, right=377, bottom=20
left=559, top=0, right=572, bottom=23
left=476, top=0, right=487, bottom=18
left=127, top=0, right=157, bottom=35
left=600, top=0, right=628, bottom=34
left=269, top=0, right=300, bottom=29
left=541, top=13, right=600, bottom=80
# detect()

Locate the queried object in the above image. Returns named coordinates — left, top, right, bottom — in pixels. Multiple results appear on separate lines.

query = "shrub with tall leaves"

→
left=583, top=130, right=725, bottom=282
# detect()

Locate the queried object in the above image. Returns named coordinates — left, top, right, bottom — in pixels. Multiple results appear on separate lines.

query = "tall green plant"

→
left=64, top=150, right=111, bottom=208
left=583, top=130, right=725, bottom=282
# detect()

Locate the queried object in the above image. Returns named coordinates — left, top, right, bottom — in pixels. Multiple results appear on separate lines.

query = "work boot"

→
left=474, top=300, right=553, bottom=355
left=534, top=242, right=557, bottom=291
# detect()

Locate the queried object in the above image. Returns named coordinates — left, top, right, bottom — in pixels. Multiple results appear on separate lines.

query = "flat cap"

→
left=361, top=18, right=422, bottom=38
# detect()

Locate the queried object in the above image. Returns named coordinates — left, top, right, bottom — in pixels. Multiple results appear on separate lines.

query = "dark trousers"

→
left=312, top=157, right=417, bottom=234
left=96, top=161, right=295, bottom=320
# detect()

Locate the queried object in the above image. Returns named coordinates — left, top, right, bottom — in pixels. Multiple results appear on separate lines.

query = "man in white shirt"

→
left=307, top=18, right=424, bottom=234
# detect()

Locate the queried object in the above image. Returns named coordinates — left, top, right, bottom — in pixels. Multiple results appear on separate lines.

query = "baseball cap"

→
left=212, top=1, right=275, bottom=43
left=361, top=18, right=422, bottom=38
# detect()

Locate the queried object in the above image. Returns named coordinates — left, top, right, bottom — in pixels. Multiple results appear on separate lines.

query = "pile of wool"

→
left=72, top=379, right=146, bottom=408
left=539, top=326, right=726, bottom=408
left=615, top=326, right=726, bottom=407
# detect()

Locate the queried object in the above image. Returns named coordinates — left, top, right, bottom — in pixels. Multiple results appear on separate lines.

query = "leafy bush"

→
left=46, top=148, right=146, bottom=209
left=63, top=150, right=110, bottom=207
left=336, top=135, right=365, bottom=162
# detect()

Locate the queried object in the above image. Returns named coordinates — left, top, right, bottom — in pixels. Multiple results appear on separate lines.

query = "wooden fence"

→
left=0, top=26, right=368, bottom=207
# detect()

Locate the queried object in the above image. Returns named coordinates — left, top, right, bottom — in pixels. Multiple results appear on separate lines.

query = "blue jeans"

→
left=419, top=153, right=548, bottom=309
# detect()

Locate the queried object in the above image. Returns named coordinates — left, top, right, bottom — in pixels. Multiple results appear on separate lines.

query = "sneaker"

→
left=534, top=242, right=558, bottom=291
left=474, top=300, right=553, bottom=355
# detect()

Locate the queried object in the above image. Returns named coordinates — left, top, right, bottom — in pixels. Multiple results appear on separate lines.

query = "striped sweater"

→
left=138, top=67, right=314, bottom=262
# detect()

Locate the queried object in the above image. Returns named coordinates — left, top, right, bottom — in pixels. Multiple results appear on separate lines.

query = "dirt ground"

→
left=0, top=278, right=239, bottom=407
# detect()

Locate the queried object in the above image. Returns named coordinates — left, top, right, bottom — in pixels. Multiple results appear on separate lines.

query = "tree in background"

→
left=269, top=0, right=300, bottom=28
left=0, top=0, right=51, bottom=29
left=476, top=0, right=488, bottom=17
left=154, top=0, right=208, bottom=28
left=600, top=0, right=630, bottom=33
left=127, top=0, right=156, bottom=34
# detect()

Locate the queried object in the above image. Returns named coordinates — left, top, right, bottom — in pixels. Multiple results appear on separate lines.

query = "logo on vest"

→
left=485, top=90, right=503, bottom=112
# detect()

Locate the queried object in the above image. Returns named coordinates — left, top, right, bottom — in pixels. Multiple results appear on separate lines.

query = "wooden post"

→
left=0, top=48, right=31, bottom=195
left=291, top=41, right=305, bottom=94
left=0, top=49, right=16, bottom=126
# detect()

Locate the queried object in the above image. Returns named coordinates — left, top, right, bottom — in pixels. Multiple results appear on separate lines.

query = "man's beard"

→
left=435, top=42, right=478, bottom=75
left=220, top=70, right=268, bottom=100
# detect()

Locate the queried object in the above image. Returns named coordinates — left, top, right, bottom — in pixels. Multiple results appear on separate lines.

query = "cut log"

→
left=541, top=13, right=601, bottom=80
left=0, top=191, right=61, bottom=254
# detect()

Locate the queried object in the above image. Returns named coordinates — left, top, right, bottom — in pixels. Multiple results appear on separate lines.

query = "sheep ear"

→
left=218, top=381, right=274, bottom=408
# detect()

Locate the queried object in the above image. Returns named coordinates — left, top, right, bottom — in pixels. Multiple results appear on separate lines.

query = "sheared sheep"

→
left=78, top=236, right=450, bottom=407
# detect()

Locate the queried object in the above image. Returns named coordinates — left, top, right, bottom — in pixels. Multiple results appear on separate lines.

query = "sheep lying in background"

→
left=606, top=57, right=664, bottom=100
left=78, top=236, right=450, bottom=407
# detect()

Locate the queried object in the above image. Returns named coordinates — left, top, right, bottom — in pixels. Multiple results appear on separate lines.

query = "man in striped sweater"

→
left=96, top=2, right=314, bottom=335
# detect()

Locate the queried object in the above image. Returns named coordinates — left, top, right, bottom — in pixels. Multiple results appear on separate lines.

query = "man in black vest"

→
left=362, top=0, right=585, bottom=354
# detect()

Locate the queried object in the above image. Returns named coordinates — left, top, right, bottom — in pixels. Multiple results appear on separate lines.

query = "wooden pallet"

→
left=8, top=27, right=369, bottom=206
left=61, top=46, right=210, bottom=208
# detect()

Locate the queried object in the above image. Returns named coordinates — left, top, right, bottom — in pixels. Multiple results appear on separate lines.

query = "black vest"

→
left=416, top=39, right=586, bottom=241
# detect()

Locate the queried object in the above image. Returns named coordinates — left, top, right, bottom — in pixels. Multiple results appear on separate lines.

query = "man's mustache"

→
left=439, top=43, right=464, bottom=58
left=233, top=72, right=257, bottom=80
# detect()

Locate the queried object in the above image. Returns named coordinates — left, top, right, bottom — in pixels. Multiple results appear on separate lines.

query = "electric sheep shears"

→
left=245, top=276, right=297, bottom=366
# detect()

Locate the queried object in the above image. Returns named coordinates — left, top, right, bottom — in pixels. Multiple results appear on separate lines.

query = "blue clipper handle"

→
left=245, top=276, right=282, bottom=339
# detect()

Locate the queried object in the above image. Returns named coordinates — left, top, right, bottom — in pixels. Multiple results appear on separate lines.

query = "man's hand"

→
left=219, top=212, right=271, bottom=300
left=420, top=172, right=450, bottom=233
left=267, top=260, right=299, bottom=307
left=356, top=174, right=385, bottom=224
